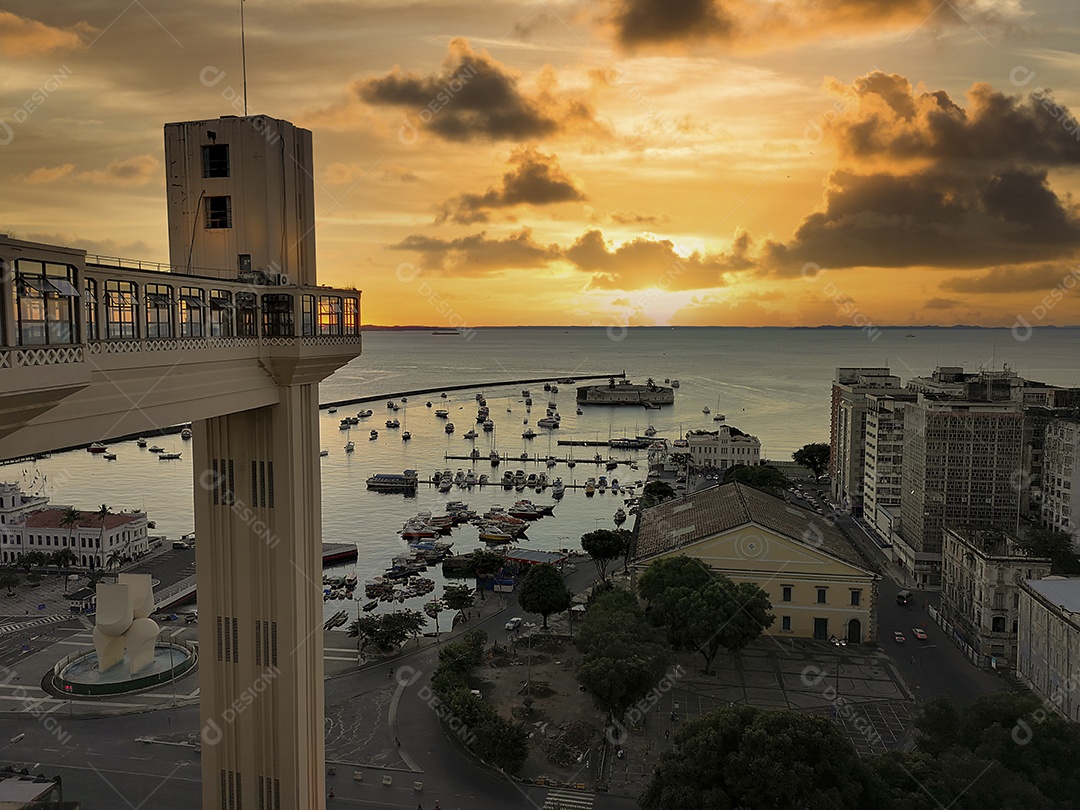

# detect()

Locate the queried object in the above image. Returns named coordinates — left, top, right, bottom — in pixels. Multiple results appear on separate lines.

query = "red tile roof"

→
left=19, top=508, right=144, bottom=531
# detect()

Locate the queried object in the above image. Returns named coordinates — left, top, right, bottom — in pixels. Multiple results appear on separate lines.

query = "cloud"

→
left=436, top=146, right=586, bottom=224
left=604, top=0, right=1017, bottom=50
left=356, top=38, right=604, bottom=142
left=566, top=228, right=755, bottom=290
left=18, top=155, right=159, bottom=187
left=671, top=293, right=790, bottom=326
left=924, top=297, right=961, bottom=309
left=389, top=228, right=562, bottom=274
left=0, top=12, right=88, bottom=57
left=765, top=72, right=1080, bottom=274
left=941, top=264, right=1080, bottom=294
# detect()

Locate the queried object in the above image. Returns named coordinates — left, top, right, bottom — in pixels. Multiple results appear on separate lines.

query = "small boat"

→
left=369, top=430, right=378, bottom=440
left=439, top=477, right=453, bottom=492
left=606, top=461, right=619, bottom=471
left=470, top=448, right=481, bottom=459
left=136, top=438, right=148, bottom=448
left=614, top=508, right=627, bottom=525
left=402, top=431, right=412, bottom=441
left=522, top=428, right=536, bottom=439
left=435, top=409, right=449, bottom=418
left=445, top=422, right=455, bottom=434
left=546, top=456, right=557, bottom=468
left=644, top=426, right=657, bottom=437
left=703, top=406, right=710, bottom=414
left=490, top=450, right=501, bottom=465
left=345, top=441, right=356, bottom=452
left=671, top=380, right=680, bottom=388
left=479, top=474, right=489, bottom=485
left=181, top=427, right=193, bottom=440
left=387, top=400, right=396, bottom=409
left=543, top=383, right=551, bottom=391
left=159, top=452, right=182, bottom=460
left=464, top=429, right=478, bottom=439
left=88, top=442, right=107, bottom=454
left=521, top=389, right=530, bottom=396
left=426, top=401, right=432, bottom=407
left=551, top=478, right=565, bottom=498
left=103, top=452, right=117, bottom=460
left=483, top=420, right=495, bottom=432
left=328, top=407, right=338, bottom=414
left=441, top=392, right=448, bottom=398
left=340, top=419, right=352, bottom=430
left=537, top=417, right=560, bottom=429
left=551, top=385, right=558, bottom=393
left=148, top=445, right=165, bottom=453
left=358, top=409, right=373, bottom=418
left=585, top=478, right=596, bottom=496
left=502, top=470, right=514, bottom=486
left=385, top=418, right=400, bottom=428
left=567, top=460, right=576, bottom=469
left=320, top=449, right=330, bottom=456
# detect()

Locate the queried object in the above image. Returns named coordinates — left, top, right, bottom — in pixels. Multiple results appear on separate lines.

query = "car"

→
left=912, top=628, right=928, bottom=640
left=893, top=631, right=905, bottom=643
left=505, top=617, right=522, bottom=631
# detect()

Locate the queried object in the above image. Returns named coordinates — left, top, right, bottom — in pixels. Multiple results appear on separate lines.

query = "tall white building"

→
left=1, top=505, right=148, bottom=568
left=1042, top=418, right=1080, bottom=547
left=862, top=393, right=914, bottom=541
left=685, top=425, right=760, bottom=470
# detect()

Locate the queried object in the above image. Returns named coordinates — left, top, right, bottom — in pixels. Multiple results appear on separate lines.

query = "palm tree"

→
left=95, top=504, right=111, bottom=571
left=59, top=505, right=81, bottom=555
left=53, top=548, right=78, bottom=593
left=105, top=549, right=124, bottom=573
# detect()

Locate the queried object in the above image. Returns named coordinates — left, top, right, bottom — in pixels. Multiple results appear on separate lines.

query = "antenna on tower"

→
left=240, top=0, right=248, bottom=116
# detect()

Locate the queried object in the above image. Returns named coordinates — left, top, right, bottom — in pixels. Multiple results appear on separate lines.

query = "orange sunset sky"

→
left=2, top=1, right=1080, bottom=327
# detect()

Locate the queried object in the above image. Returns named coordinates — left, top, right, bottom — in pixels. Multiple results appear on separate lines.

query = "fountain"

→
left=52, top=574, right=196, bottom=697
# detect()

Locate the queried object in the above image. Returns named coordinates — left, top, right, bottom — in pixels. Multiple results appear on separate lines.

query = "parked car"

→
left=504, top=617, right=522, bottom=631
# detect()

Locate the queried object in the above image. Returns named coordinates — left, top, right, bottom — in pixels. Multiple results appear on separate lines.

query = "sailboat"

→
left=402, top=408, right=411, bottom=441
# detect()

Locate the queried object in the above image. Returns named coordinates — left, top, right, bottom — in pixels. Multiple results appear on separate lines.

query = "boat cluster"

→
left=433, top=468, right=491, bottom=492
left=322, top=571, right=359, bottom=602
left=473, top=499, right=554, bottom=544
left=498, top=469, right=566, bottom=498
left=339, top=409, right=374, bottom=428
left=583, top=475, right=631, bottom=497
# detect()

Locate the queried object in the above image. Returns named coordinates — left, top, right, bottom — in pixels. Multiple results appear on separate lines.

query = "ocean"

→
left=9, top=326, right=1080, bottom=622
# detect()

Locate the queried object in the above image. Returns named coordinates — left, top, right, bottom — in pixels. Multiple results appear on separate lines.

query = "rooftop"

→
left=1024, top=577, right=1080, bottom=616
left=634, top=481, right=869, bottom=570
left=19, top=507, right=144, bottom=531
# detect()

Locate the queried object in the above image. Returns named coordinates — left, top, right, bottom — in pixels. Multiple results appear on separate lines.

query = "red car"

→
left=912, top=628, right=928, bottom=641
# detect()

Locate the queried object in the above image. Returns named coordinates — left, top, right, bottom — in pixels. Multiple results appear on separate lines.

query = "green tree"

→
left=688, top=578, right=774, bottom=671
left=580, top=529, right=626, bottom=581
left=347, top=609, right=426, bottom=652
left=94, top=503, right=111, bottom=566
left=1014, top=526, right=1080, bottom=575
left=793, top=442, right=830, bottom=479
left=466, top=549, right=506, bottom=600
left=59, top=505, right=81, bottom=560
left=0, top=569, right=18, bottom=597
left=424, top=598, right=444, bottom=636
left=105, top=549, right=124, bottom=572
left=637, top=556, right=713, bottom=603
left=639, top=480, right=677, bottom=510
left=723, top=463, right=788, bottom=495
left=17, top=551, right=47, bottom=577
left=517, top=563, right=572, bottom=629
left=442, top=583, right=475, bottom=619
left=641, top=706, right=884, bottom=810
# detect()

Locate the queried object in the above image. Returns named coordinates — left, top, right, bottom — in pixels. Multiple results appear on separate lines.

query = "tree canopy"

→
left=639, top=481, right=677, bottom=510
left=1014, top=526, right=1080, bottom=575
left=793, top=442, right=830, bottom=479
left=347, top=609, right=426, bottom=651
left=641, top=705, right=883, bottom=810
left=580, top=529, right=627, bottom=581
left=723, top=463, right=788, bottom=495
left=517, top=563, right=572, bottom=629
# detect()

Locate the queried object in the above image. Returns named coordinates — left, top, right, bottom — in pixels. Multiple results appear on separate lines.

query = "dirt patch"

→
left=478, top=629, right=602, bottom=785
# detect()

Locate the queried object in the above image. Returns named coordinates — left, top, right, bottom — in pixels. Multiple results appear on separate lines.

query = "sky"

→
left=2, top=0, right=1079, bottom=328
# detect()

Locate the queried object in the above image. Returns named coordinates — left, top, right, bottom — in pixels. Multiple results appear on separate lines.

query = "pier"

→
left=441, top=452, right=638, bottom=469
left=319, top=372, right=625, bottom=410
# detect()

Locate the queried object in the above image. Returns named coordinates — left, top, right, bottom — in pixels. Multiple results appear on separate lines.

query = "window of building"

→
left=992, top=616, right=1006, bottom=633
left=209, top=290, right=234, bottom=337
left=14, top=259, right=79, bottom=345
left=105, top=280, right=138, bottom=339
left=850, top=590, right=861, bottom=606
left=344, top=297, right=359, bottom=335
left=262, top=293, right=294, bottom=337
left=318, top=295, right=342, bottom=335
left=781, top=585, right=792, bottom=602
left=206, top=196, right=232, bottom=229
left=202, top=144, right=230, bottom=178
left=301, top=294, right=315, bottom=336
left=179, top=287, right=206, bottom=337
left=817, top=587, right=827, bottom=604
left=84, top=277, right=98, bottom=340
left=236, top=292, right=258, bottom=336
left=144, top=283, right=174, bottom=339
left=781, top=616, right=792, bottom=632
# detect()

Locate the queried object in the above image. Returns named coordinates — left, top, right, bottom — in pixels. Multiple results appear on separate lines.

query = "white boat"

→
left=576, top=407, right=582, bottom=415
left=358, top=409, right=373, bottom=417
left=482, top=420, right=495, bottom=432
left=445, top=422, right=455, bottom=434
left=88, top=442, right=107, bottom=454
left=614, top=507, right=627, bottom=525
left=537, top=417, right=560, bottom=429
left=320, top=449, right=329, bottom=456
left=703, top=406, right=710, bottom=414
left=546, top=456, right=557, bottom=468
left=148, top=445, right=165, bottom=453
left=644, top=426, right=657, bottom=437
left=136, top=437, right=148, bottom=447
left=489, top=450, right=501, bottom=465
left=369, top=430, right=378, bottom=440
left=465, top=470, right=477, bottom=486
left=159, top=452, right=182, bottom=460
left=522, top=428, right=536, bottom=439
left=345, top=441, right=355, bottom=452
left=463, top=429, right=478, bottom=439
left=671, top=380, right=680, bottom=388
left=103, top=452, right=117, bottom=460
left=387, top=400, right=396, bottom=408
left=435, top=409, right=449, bottom=418
left=181, top=427, right=193, bottom=440
left=385, top=418, right=400, bottom=428
left=439, top=478, right=453, bottom=492
left=402, top=431, right=411, bottom=441
left=551, top=478, right=565, bottom=498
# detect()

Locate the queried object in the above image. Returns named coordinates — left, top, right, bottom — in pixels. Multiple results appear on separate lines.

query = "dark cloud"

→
left=606, top=0, right=1012, bottom=50
left=357, top=38, right=603, bottom=142
left=924, top=297, right=961, bottom=309
left=941, top=264, right=1080, bottom=294
left=566, top=228, right=754, bottom=290
left=389, top=229, right=561, bottom=274
left=767, top=168, right=1080, bottom=273
left=436, top=146, right=586, bottom=225
left=826, top=72, right=1080, bottom=167
left=766, top=72, right=1080, bottom=274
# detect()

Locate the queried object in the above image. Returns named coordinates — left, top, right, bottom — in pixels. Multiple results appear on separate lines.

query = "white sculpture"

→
left=92, top=573, right=160, bottom=675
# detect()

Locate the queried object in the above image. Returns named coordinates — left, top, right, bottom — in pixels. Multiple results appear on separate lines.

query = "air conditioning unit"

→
left=276, top=273, right=292, bottom=286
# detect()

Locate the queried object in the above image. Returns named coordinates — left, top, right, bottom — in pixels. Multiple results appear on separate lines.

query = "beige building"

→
left=685, top=425, right=760, bottom=470
left=0, top=113, right=363, bottom=809
left=939, top=527, right=1050, bottom=669
left=633, top=481, right=878, bottom=644
left=1017, top=578, right=1080, bottom=721
left=1042, top=418, right=1080, bottom=547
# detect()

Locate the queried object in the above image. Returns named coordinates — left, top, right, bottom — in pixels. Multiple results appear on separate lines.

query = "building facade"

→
left=685, top=425, right=761, bottom=470
left=939, top=527, right=1050, bottom=669
left=863, top=393, right=914, bottom=541
left=1042, top=418, right=1080, bottom=547
left=1017, top=578, right=1080, bottom=721
left=896, top=394, right=1024, bottom=588
left=633, top=482, right=878, bottom=643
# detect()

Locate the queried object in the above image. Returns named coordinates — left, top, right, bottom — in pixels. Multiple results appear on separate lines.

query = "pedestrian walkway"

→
left=541, top=788, right=593, bottom=809
left=0, top=613, right=68, bottom=636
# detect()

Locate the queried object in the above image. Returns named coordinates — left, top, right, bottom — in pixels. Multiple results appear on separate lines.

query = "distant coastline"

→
left=359, top=324, right=1077, bottom=331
